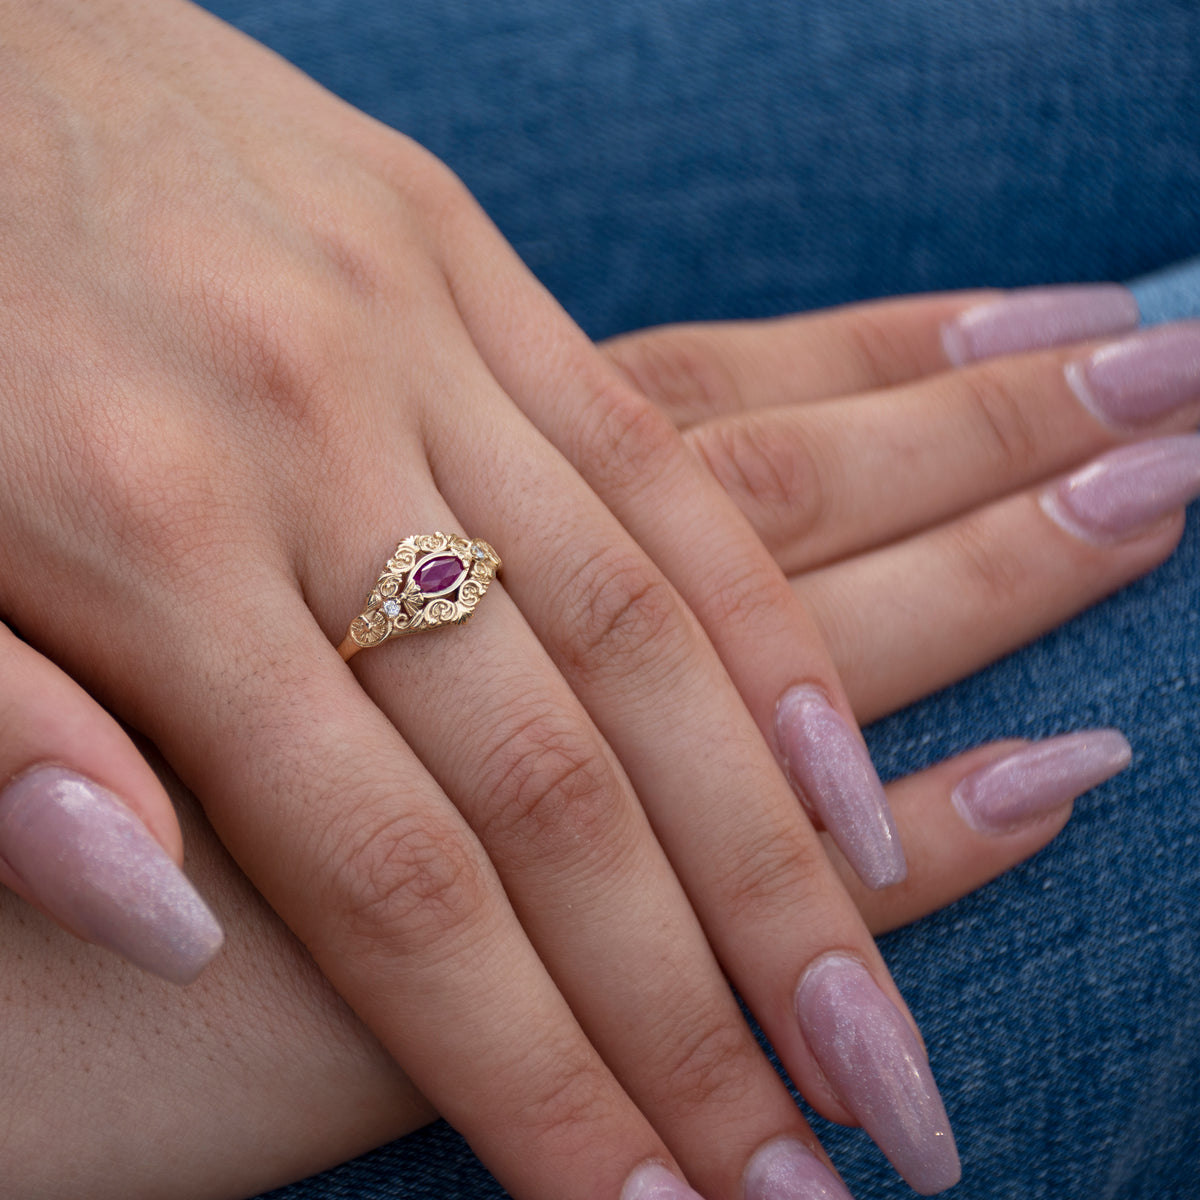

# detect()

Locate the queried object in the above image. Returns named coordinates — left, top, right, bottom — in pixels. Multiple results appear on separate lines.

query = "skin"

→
left=0, top=300, right=1185, bottom=1199
left=0, top=2, right=1191, bottom=1198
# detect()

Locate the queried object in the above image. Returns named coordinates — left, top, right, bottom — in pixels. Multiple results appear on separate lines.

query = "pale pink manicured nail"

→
left=1066, top=323, right=1200, bottom=428
left=795, top=955, right=960, bottom=1196
left=942, top=284, right=1139, bottom=365
left=1041, top=435, right=1200, bottom=543
left=0, top=766, right=224, bottom=984
left=744, top=1138, right=855, bottom=1200
left=775, top=687, right=905, bottom=890
left=622, top=1163, right=705, bottom=1200
left=952, top=730, right=1131, bottom=836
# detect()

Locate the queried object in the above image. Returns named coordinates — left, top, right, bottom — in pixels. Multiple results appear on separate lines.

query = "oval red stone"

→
left=413, top=554, right=466, bottom=595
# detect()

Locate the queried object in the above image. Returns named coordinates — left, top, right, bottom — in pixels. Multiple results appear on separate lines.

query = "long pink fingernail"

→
left=1066, top=323, right=1200, bottom=429
left=953, top=730, right=1132, bottom=836
left=941, top=284, right=1139, bottom=365
left=1041, top=435, right=1200, bottom=543
left=795, top=955, right=960, bottom=1196
left=744, top=1138, right=855, bottom=1200
left=622, top=1163, right=706, bottom=1200
left=0, top=766, right=224, bottom=984
left=775, top=687, right=905, bottom=890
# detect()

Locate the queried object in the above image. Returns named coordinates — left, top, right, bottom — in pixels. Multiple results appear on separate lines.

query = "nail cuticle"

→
left=622, top=1161, right=706, bottom=1200
left=1065, top=323, right=1200, bottom=430
left=743, top=1136, right=855, bottom=1200
left=942, top=284, right=1140, bottom=366
left=1042, top=436, right=1200, bottom=544
left=952, top=730, right=1132, bottom=837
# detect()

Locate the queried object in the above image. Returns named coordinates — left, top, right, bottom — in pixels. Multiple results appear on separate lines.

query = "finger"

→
left=333, top=550, right=833, bottom=1196
left=439, top=201, right=961, bottom=1189
left=417, top=375, right=960, bottom=1192
left=833, top=733, right=1132, bottom=936
left=684, top=322, right=1200, bottom=575
left=111, top=580, right=701, bottom=1200
left=602, top=284, right=1140, bottom=426
left=440, top=191, right=910, bottom=895
left=0, top=623, right=222, bottom=983
left=798, top=437, right=1198, bottom=724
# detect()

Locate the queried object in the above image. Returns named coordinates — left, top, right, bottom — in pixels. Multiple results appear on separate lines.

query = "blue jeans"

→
left=197, top=1, right=1200, bottom=1196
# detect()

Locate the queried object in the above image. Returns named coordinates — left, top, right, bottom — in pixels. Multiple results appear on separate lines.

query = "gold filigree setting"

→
left=338, top=532, right=500, bottom=660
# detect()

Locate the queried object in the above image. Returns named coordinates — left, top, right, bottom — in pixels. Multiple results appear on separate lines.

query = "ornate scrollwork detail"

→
left=343, top=531, right=501, bottom=655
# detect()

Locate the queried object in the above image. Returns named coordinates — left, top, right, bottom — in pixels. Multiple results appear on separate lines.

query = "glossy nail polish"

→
left=953, top=730, right=1132, bottom=836
left=795, top=955, right=960, bottom=1196
left=0, top=766, right=224, bottom=984
left=941, top=284, right=1139, bottom=366
left=1066, top=323, right=1200, bottom=428
left=622, top=1163, right=706, bottom=1200
left=1042, top=435, right=1200, bottom=543
left=743, top=1138, right=855, bottom=1200
left=775, top=687, right=905, bottom=890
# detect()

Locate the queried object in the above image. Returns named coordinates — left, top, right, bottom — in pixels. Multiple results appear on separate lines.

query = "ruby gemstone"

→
left=413, top=554, right=467, bottom=595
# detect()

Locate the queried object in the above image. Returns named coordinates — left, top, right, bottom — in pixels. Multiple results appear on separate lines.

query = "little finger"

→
left=831, top=733, right=1132, bottom=935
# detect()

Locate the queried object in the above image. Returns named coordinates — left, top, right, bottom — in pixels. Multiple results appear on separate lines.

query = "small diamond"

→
left=382, top=599, right=401, bottom=618
left=471, top=543, right=487, bottom=559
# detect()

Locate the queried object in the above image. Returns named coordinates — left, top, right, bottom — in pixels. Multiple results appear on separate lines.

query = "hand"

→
left=607, top=290, right=1199, bottom=723
left=0, top=280, right=1177, bottom=1200
left=0, top=5, right=1191, bottom=1200
left=0, top=6, right=959, bottom=1198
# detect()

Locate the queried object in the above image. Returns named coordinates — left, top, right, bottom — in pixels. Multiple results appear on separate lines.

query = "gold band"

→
left=338, top=532, right=501, bottom=661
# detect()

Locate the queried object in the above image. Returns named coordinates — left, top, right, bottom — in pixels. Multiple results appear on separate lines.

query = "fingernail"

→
left=744, top=1138, right=854, bottom=1200
left=622, top=1162, right=705, bottom=1200
left=775, top=687, right=905, bottom=890
left=0, top=765, right=224, bottom=984
left=942, top=284, right=1139, bottom=366
left=795, top=954, right=960, bottom=1196
left=1041, top=435, right=1200, bottom=543
left=1066, top=323, right=1200, bottom=429
left=952, top=730, right=1131, bottom=836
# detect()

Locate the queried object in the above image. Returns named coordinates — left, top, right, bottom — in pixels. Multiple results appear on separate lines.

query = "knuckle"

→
left=553, top=547, right=686, bottom=681
left=606, top=325, right=744, bottom=421
left=321, top=805, right=491, bottom=961
left=688, top=414, right=826, bottom=547
left=189, top=271, right=332, bottom=427
left=72, top=412, right=239, bottom=578
left=709, top=817, right=830, bottom=927
left=946, top=510, right=1028, bottom=611
left=473, top=703, right=633, bottom=868
left=649, top=1008, right=760, bottom=1116
left=511, top=1047, right=617, bottom=1154
left=839, top=306, right=925, bottom=390
left=701, top=550, right=796, bottom=634
left=959, top=368, right=1041, bottom=476
left=577, top=378, right=686, bottom=502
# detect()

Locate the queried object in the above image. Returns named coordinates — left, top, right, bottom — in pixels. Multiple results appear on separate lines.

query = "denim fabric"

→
left=206, top=0, right=1200, bottom=339
left=192, top=1, right=1200, bottom=1196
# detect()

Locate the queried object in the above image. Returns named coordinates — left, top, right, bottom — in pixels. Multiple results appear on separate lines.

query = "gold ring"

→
left=338, top=532, right=501, bottom=661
